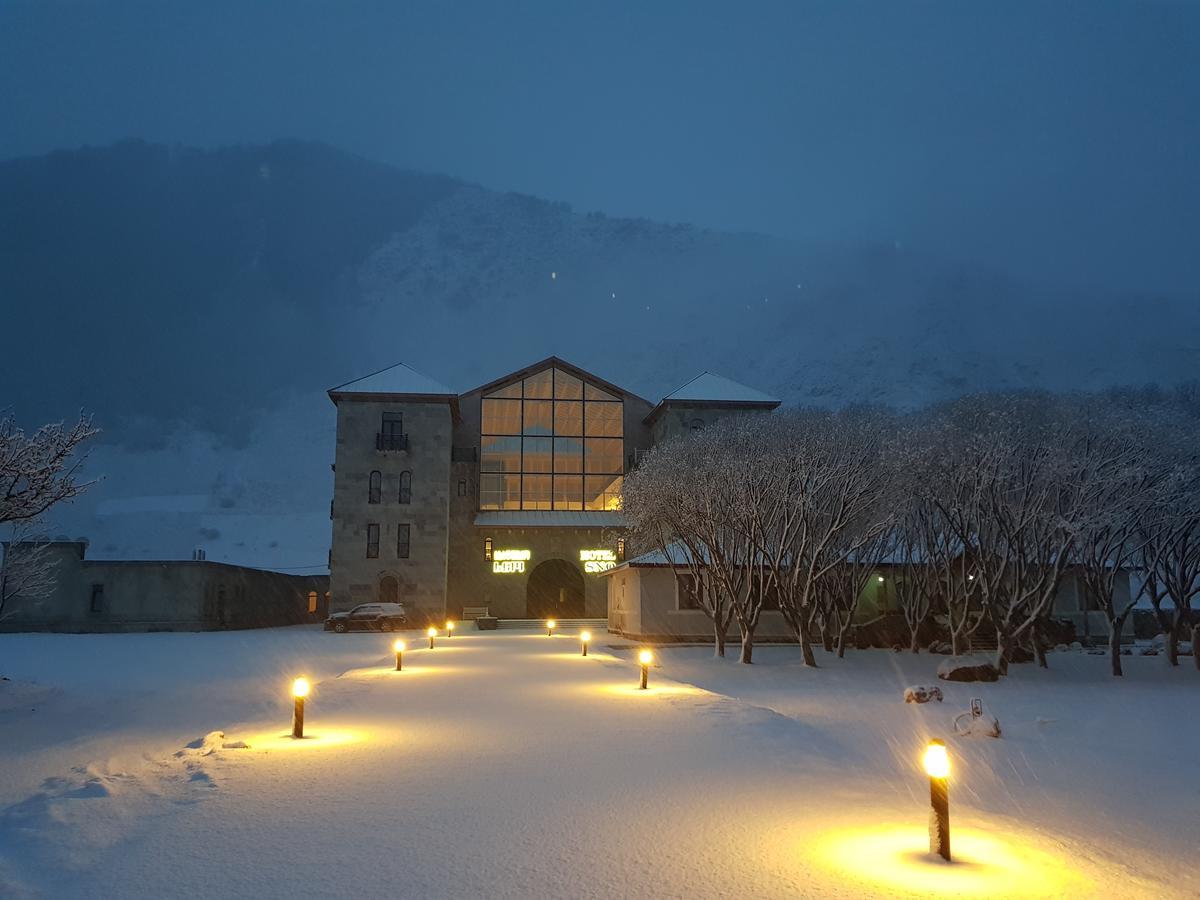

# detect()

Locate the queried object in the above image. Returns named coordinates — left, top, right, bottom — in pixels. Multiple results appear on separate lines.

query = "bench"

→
left=461, top=606, right=490, bottom=621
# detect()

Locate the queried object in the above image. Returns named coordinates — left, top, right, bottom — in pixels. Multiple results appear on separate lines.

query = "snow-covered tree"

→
left=0, top=411, right=97, bottom=621
left=0, top=519, right=60, bottom=620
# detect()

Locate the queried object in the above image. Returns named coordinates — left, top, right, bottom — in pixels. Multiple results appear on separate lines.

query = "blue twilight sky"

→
left=1, top=0, right=1197, bottom=294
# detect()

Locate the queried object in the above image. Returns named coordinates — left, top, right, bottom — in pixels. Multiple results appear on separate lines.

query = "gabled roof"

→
left=328, top=362, right=457, bottom=402
left=463, top=356, right=651, bottom=405
left=663, top=372, right=779, bottom=404
left=645, top=372, right=780, bottom=425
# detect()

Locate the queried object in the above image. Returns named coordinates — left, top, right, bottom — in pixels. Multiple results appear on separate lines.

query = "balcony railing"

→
left=376, top=432, right=409, bottom=452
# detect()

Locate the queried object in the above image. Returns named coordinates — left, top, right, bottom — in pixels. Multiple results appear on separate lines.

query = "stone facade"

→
left=329, top=397, right=452, bottom=621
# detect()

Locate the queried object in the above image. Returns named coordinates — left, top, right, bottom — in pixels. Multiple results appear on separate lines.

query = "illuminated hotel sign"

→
left=493, top=549, right=530, bottom=574
left=580, top=549, right=617, bottom=574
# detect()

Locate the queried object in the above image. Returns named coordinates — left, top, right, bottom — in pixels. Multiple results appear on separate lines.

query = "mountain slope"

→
left=2, top=140, right=1197, bottom=568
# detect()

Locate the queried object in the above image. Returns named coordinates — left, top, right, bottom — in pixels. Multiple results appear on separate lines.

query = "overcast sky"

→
left=2, top=0, right=1197, bottom=294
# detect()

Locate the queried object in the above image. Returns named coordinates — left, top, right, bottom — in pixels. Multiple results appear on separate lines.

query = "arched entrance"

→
left=526, top=558, right=585, bottom=619
left=379, top=576, right=398, bottom=604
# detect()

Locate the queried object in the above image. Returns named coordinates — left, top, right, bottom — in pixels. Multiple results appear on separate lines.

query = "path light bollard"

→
left=393, top=639, right=405, bottom=671
left=292, top=677, right=310, bottom=739
left=923, top=739, right=951, bottom=861
left=638, top=650, right=653, bottom=690
left=580, top=630, right=591, bottom=656
left=546, top=619, right=556, bottom=637
left=428, top=626, right=437, bottom=649
left=446, top=620, right=455, bottom=638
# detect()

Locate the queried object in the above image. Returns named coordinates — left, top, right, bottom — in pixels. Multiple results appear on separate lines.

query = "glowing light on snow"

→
left=811, top=825, right=1091, bottom=897
left=546, top=619, right=556, bottom=636
left=292, top=677, right=310, bottom=698
left=446, top=620, right=455, bottom=635
left=580, top=630, right=591, bottom=656
left=638, top=650, right=653, bottom=665
left=250, top=729, right=367, bottom=751
left=923, top=740, right=950, bottom=779
left=393, top=639, right=406, bottom=653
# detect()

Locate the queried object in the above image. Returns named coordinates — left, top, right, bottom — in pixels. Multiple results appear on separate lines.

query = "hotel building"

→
left=327, top=357, right=780, bottom=623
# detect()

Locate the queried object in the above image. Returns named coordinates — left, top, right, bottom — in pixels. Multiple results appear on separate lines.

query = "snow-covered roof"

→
left=328, top=362, right=456, bottom=398
left=661, top=372, right=780, bottom=405
left=474, top=511, right=627, bottom=528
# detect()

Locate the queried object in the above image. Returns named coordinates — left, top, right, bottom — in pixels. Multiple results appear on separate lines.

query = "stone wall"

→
left=329, top=397, right=452, bottom=621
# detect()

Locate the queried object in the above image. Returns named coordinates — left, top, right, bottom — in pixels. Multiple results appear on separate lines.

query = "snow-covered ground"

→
left=0, top=627, right=1193, bottom=898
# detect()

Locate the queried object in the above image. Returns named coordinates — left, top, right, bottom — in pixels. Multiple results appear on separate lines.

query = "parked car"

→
left=324, top=602, right=408, bottom=633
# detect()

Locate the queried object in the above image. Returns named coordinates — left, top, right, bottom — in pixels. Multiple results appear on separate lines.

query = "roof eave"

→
left=643, top=398, right=781, bottom=426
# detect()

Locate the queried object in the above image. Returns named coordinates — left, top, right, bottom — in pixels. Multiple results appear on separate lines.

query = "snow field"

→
left=0, top=627, right=1193, bottom=898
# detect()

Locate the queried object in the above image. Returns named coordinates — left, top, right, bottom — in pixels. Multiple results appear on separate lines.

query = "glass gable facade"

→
left=480, top=367, right=624, bottom=510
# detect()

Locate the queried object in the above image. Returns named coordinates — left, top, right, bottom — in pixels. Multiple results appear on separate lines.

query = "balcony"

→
left=376, top=432, right=409, bottom=452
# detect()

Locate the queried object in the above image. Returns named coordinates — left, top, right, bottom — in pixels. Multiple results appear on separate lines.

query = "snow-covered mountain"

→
left=3, top=139, right=1197, bottom=570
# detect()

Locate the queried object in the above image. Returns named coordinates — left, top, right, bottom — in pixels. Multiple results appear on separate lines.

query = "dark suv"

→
left=324, top=602, right=408, bottom=633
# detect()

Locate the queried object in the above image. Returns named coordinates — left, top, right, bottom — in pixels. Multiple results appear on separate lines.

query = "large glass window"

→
left=479, top=367, right=624, bottom=510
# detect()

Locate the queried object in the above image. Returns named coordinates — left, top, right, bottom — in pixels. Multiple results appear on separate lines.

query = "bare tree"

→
left=764, top=408, right=893, bottom=668
left=927, top=394, right=1089, bottom=674
left=0, top=411, right=97, bottom=623
left=622, top=434, right=737, bottom=657
left=1140, top=431, right=1200, bottom=669
left=0, top=519, right=61, bottom=619
left=1070, top=401, right=1164, bottom=677
left=1, top=412, right=99, bottom=525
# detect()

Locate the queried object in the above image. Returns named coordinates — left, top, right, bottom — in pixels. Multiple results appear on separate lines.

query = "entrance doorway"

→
left=526, top=558, right=585, bottom=619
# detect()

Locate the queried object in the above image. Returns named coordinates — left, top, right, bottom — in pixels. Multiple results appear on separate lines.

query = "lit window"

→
left=484, top=537, right=493, bottom=561
left=479, top=367, right=624, bottom=510
left=308, top=591, right=318, bottom=613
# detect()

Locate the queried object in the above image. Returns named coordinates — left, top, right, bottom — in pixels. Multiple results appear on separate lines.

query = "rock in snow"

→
left=903, top=685, right=944, bottom=704
left=936, top=656, right=1000, bottom=682
left=955, top=713, right=1003, bottom=738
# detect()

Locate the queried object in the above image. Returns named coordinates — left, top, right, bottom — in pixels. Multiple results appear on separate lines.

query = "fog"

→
left=3, top=0, right=1197, bottom=294
left=1, top=1, right=1197, bottom=566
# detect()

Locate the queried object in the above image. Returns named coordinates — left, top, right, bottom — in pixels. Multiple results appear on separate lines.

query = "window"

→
left=677, top=575, right=702, bottom=610
left=308, top=591, right=318, bottom=614
left=479, top=367, right=624, bottom=510
left=368, top=470, right=382, bottom=504
left=397, top=524, right=411, bottom=559
left=381, top=412, right=403, bottom=437
left=89, top=584, right=104, bottom=612
left=457, top=479, right=467, bottom=497
left=617, top=538, right=625, bottom=561
left=399, top=470, right=412, bottom=504
left=484, top=537, right=493, bottom=561
left=377, top=412, right=406, bottom=451
left=366, top=524, right=380, bottom=558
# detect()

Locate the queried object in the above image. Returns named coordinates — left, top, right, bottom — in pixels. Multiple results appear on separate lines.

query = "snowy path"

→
left=0, top=628, right=1190, bottom=898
